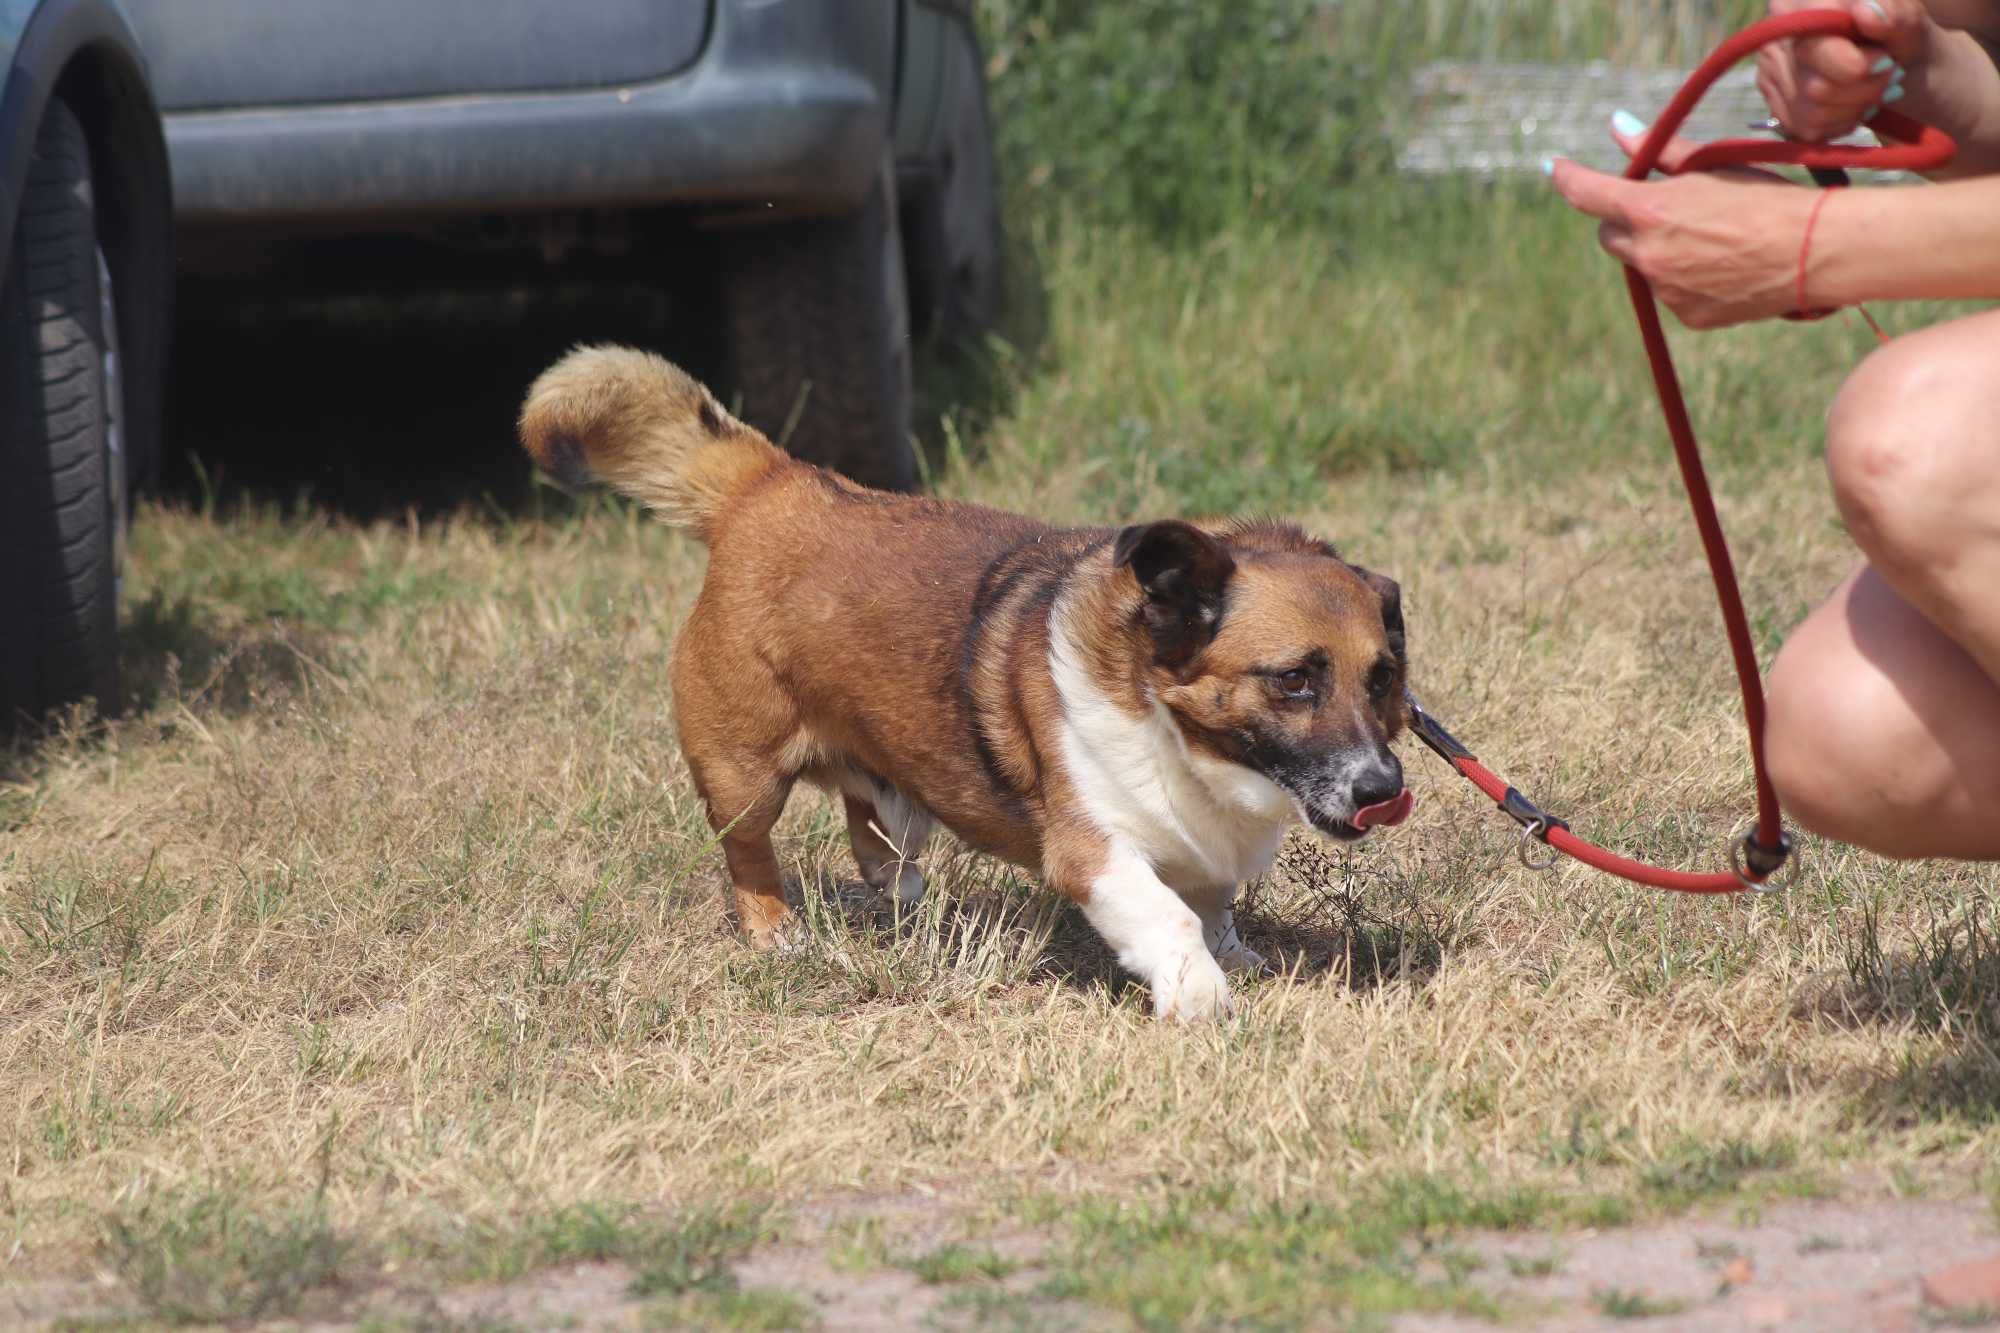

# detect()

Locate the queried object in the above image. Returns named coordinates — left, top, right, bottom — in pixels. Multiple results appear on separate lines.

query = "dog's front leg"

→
left=1073, top=843, right=1235, bottom=1022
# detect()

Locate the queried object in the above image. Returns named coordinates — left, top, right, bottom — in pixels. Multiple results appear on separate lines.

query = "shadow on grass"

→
left=756, top=820, right=1457, bottom=1018
left=0, top=596, right=319, bottom=788
left=118, top=592, right=314, bottom=712
left=118, top=592, right=329, bottom=719
left=1237, top=838, right=1459, bottom=990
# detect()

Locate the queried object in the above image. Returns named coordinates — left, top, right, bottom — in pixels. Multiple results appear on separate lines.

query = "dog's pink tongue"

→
left=1352, top=789, right=1415, bottom=831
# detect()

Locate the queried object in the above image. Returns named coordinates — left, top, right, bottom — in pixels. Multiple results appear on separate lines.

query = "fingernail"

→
left=1883, top=82, right=1906, bottom=104
left=1541, top=156, right=1556, bottom=177
left=1611, top=109, right=1647, bottom=138
left=1864, top=0, right=1889, bottom=20
left=1869, top=55, right=1894, bottom=75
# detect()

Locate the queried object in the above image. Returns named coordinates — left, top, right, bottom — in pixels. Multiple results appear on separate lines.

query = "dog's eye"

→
left=1367, top=662, right=1395, bottom=699
left=1277, top=668, right=1313, bottom=699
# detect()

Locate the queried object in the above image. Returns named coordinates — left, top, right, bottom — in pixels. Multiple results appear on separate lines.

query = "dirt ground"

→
left=5, top=1191, right=1994, bottom=1329
left=1400, top=1196, right=2000, bottom=1332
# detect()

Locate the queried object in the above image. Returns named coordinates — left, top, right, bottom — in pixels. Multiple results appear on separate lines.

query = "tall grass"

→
left=984, top=0, right=1769, bottom=240
left=968, top=0, right=1930, bottom=522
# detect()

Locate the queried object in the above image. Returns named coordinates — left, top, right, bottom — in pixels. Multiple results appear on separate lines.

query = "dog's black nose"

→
left=1351, top=754, right=1404, bottom=810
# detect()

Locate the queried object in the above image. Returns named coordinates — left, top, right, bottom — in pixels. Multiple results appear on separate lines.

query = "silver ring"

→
left=1517, top=819, right=1560, bottom=872
left=1728, top=825, right=1795, bottom=894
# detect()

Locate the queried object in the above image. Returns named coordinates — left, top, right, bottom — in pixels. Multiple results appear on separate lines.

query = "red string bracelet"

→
left=1792, top=188, right=1836, bottom=319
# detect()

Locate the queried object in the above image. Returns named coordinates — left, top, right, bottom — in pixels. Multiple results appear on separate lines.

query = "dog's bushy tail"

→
left=518, top=344, right=785, bottom=541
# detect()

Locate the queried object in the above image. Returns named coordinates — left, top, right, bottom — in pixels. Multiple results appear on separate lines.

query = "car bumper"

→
left=162, top=1, right=895, bottom=225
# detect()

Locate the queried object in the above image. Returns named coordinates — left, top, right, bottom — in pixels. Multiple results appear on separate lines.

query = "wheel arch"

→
left=3, top=0, right=173, bottom=491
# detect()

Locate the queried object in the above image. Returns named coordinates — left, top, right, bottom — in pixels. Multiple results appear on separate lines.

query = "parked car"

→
left=123, top=0, right=1002, bottom=492
left=1, top=0, right=174, bottom=730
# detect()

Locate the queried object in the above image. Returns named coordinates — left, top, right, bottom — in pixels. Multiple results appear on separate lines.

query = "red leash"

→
left=1409, top=10, right=1957, bottom=893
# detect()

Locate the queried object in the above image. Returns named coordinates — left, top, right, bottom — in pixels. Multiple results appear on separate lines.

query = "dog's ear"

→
left=1350, top=565, right=1405, bottom=665
left=1113, top=520, right=1235, bottom=666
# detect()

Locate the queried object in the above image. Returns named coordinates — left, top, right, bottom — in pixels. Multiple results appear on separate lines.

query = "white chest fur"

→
left=1048, top=608, right=1294, bottom=890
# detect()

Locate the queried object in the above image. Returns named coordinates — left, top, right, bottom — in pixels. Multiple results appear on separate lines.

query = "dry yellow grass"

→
left=5, top=446, right=1998, bottom=1307
left=5, top=197, right=1999, bottom=1323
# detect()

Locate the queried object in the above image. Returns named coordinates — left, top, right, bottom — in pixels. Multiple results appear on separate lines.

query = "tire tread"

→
left=0, top=99, right=118, bottom=727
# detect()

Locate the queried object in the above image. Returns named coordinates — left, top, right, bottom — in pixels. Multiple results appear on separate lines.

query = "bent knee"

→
left=1825, top=332, right=1991, bottom=572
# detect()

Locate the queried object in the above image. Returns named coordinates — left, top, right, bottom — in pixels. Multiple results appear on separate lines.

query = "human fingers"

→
left=1759, top=0, right=1899, bottom=141
left=1795, top=58, right=1897, bottom=139
left=1596, top=219, right=1637, bottom=267
left=1791, top=29, right=1897, bottom=115
left=1607, top=108, right=1703, bottom=173
left=1545, top=157, right=1636, bottom=224
left=1848, top=0, right=1927, bottom=66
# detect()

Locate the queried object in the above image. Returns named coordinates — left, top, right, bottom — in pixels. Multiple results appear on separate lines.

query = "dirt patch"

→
left=406, top=1260, right=639, bottom=1329
left=7, top=1194, right=1992, bottom=1330
left=1396, top=1196, right=1999, bottom=1332
left=0, top=1276, right=128, bottom=1329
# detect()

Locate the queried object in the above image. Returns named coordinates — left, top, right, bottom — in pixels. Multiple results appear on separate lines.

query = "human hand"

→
left=1546, top=116, right=1819, bottom=329
left=1757, top=0, right=1930, bottom=142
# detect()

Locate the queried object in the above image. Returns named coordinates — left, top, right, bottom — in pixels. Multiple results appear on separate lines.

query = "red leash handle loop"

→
left=1628, top=10, right=1955, bottom=181
left=1625, top=11, right=1952, bottom=884
left=1418, top=12, right=1956, bottom=894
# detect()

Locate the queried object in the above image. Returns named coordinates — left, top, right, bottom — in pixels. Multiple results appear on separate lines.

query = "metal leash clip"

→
left=1517, top=819, right=1559, bottom=872
left=1500, top=787, right=1569, bottom=872
left=1728, top=825, right=1797, bottom=893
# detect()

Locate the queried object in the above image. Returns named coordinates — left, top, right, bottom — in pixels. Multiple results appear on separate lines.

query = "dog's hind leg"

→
left=1190, top=886, right=1267, bottom=976
left=675, top=616, right=806, bottom=948
left=691, top=754, right=798, bottom=950
left=842, top=780, right=933, bottom=908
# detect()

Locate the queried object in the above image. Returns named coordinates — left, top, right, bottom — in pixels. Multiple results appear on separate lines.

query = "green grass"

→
left=973, top=177, right=1977, bottom=523
left=651, top=1286, right=818, bottom=1331
left=1023, top=1178, right=1581, bottom=1327
left=1639, top=1136, right=1799, bottom=1210
left=901, top=1243, right=1018, bottom=1284
left=1505, top=1249, right=1565, bottom=1278
left=1594, top=1286, right=1690, bottom=1318
left=99, top=1187, right=346, bottom=1325
left=625, top=1210, right=773, bottom=1299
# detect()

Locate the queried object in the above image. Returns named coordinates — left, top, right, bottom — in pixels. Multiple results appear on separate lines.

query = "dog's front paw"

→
left=1151, top=951, right=1235, bottom=1022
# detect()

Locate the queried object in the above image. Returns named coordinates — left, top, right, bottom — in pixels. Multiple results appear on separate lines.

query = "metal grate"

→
left=1398, top=61, right=1881, bottom=176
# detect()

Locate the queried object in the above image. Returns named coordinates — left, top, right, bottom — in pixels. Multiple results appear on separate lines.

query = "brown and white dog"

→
left=519, top=346, right=1414, bottom=1020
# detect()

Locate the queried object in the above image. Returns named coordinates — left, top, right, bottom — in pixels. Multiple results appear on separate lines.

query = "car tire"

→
left=0, top=99, right=125, bottom=730
left=903, top=15, right=1002, bottom=348
left=718, top=154, right=918, bottom=493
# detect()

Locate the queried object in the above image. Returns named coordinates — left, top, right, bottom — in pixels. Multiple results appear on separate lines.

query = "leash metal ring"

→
left=1517, top=818, right=1560, bottom=872
left=1728, top=825, right=1794, bottom=894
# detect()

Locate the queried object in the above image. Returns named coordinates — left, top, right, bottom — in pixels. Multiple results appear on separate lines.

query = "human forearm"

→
left=1813, top=173, right=2000, bottom=301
